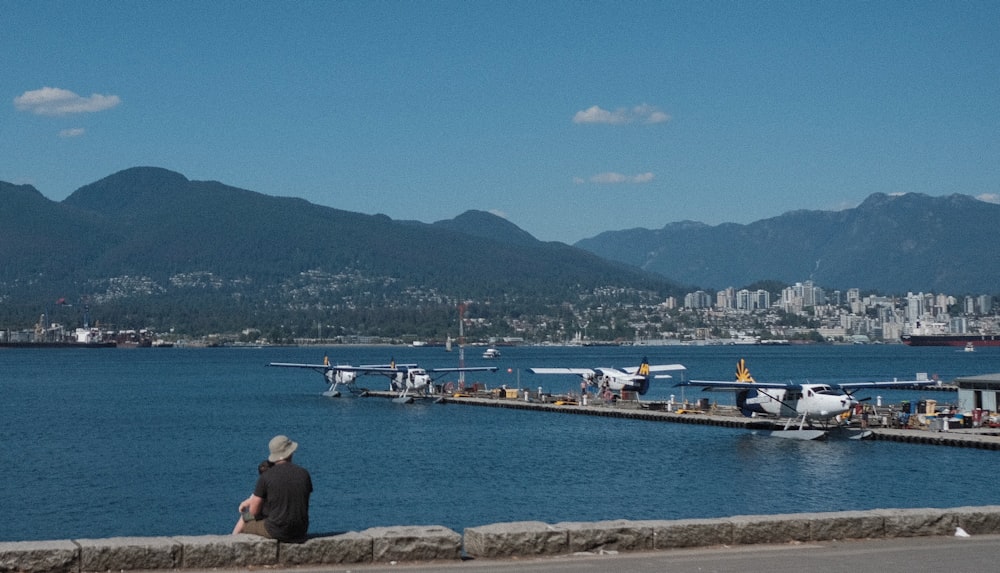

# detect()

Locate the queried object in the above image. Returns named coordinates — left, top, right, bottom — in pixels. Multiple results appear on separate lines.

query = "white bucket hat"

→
left=268, top=435, right=298, bottom=462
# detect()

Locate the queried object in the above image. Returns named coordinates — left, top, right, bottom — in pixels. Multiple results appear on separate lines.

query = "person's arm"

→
left=238, top=494, right=254, bottom=513
left=246, top=494, right=264, bottom=516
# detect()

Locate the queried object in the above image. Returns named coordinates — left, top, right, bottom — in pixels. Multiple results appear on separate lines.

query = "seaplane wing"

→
left=269, top=361, right=331, bottom=371
left=833, top=374, right=935, bottom=390
left=325, top=363, right=417, bottom=374
left=625, top=364, right=687, bottom=376
left=267, top=361, right=405, bottom=372
left=350, top=364, right=491, bottom=377
left=529, top=358, right=686, bottom=397
left=425, top=366, right=498, bottom=378
left=528, top=367, right=598, bottom=376
left=687, top=379, right=795, bottom=391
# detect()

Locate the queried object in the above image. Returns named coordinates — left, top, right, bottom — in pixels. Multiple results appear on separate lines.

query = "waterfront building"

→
left=954, top=373, right=1000, bottom=414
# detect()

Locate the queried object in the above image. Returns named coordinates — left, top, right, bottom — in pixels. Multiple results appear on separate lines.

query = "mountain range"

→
left=0, top=167, right=676, bottom=335
left=1, top=166, right=995, bottom=336
left=576, top=192, right=1000, bottom=295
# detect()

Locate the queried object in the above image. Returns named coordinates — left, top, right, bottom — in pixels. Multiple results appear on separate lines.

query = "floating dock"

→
left=365, top=391, right=1000, bottom=450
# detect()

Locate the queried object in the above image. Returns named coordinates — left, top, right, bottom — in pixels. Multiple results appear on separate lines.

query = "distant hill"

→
left=575, top=193, right=1000, bottom=294
left=0, top=167, right=681, bottom=336
left=5, top=167, right=995, bottom=338
left=432, top=209, right=539, bottom=247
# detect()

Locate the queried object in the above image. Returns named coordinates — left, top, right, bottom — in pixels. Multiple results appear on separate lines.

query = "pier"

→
left=366, top=391, right=1000, bottom=449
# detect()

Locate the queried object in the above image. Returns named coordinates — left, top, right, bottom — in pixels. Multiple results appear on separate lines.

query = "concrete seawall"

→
left=4, top=506, right=1000, bottom=572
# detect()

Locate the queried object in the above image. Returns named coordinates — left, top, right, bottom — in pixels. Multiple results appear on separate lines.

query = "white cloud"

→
left=631, top=103, right=670, bottom=124
left=591, top=172, right=629, bottom=184
left=488, top=209, right=508, bottom=219
left=576, top=172, right=655, bottom=185
left=573, top=105, right=628, bottom=125
left=14, top=87, right=120, bottom=116
left=976, top=193, right=1000, bottom=205
left=573, top=104, right=670, bottom=125
left=59, top=128, right=86, bottom=138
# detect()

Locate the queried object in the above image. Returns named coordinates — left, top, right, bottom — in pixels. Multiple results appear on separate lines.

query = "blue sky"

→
left=4, top=1, right=998, bottom=243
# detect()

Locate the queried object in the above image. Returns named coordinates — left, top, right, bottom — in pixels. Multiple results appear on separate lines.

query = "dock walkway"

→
left=366, top=391, right=1000, bottom=449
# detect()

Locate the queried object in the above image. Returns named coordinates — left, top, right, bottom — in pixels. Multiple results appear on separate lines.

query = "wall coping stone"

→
left=173, top=535, right=276, bottom=569
left=277, top=531, right=370, bottom=566
left=75, top=536, right=180, bottom=572
left=463, top=521, right=568, bottom=558
left=360, top=525, right=462, bottom=562
left=3, top=507, right=1000, bottom=572
left=0, top=540, right=77, bottom=573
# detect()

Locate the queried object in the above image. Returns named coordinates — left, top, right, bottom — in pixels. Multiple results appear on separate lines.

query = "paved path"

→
left=188, top=534, right=1000, bottom=573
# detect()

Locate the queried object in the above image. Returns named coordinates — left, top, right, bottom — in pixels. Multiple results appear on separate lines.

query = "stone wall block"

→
left=360, top=525, right=461, bottom=563
left=555, top=520, right=653, bottom=553
left=642, top=519, right=734, bottom=549
left=278, top=531, right=372, bottom=565
left=0, top=540, right=78, bottom=573
left=76, top=537, right=179, bottom=572
left=171, top=535, right=276, bottom=568
left=951, top=505, right=1000, bottom=535
left=463, top=521, right=568, bottom=559
left=875, top=508, right=956, bottom=537
left=806, top=511, right=885, bottom=540
left=730, top=514, right=811, bottom=545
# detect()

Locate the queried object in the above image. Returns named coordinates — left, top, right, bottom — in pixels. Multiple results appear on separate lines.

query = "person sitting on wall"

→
left=236, top=435, right=313, bottom=543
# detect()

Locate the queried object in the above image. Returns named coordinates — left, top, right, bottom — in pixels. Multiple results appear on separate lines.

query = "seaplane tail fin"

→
left=637, top=357, right=650, bottom=377
left=636, top=358, right=651, bottom=395
left=733, top=359, right=764, bottom=417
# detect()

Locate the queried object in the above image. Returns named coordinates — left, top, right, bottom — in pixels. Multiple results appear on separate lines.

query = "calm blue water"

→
left=2, top=344, right=999, bottom=542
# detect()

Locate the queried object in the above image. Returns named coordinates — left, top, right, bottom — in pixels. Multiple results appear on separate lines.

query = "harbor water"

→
left=2, top=343, right=999, bottom=542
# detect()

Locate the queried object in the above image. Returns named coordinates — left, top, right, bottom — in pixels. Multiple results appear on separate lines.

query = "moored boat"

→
left=901, top=334, right=1000, bottom=347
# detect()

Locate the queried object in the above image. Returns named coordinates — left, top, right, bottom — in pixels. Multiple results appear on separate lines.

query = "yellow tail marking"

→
left=638, top=361, right=650, bottom=377
left=735, top=359, right=755, bottom=383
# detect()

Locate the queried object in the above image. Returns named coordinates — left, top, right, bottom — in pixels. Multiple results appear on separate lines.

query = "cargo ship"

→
left=900, top=334, right=1000, bottom=347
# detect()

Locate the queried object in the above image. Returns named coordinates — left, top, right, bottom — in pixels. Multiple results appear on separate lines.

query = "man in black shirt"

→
left=238, top=435, right=313, bottom=542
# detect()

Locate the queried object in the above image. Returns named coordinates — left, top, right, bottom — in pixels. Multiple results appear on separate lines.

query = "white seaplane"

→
left=351, top=360, right=499, bottom=403
left=529, top=357, right=686, bottom=400
left=269, top=357, right=498, bottom=403
left=676, top=359, right=936, bottom=440
left=268, top=356, right=402, bottom=397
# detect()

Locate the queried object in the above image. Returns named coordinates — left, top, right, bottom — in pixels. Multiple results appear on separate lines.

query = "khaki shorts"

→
left=242, top=518, right=272, bottom=538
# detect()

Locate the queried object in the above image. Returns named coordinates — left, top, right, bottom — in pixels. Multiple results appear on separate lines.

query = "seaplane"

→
left=352, top=360, right=499, bottom=404
left=268, top=357, right=498, bottom=403
left=267, top=356, right=400, bottom=397
left=528, top=357, right=686, bottom=401
left=676, top=359, right=936, bottom=440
